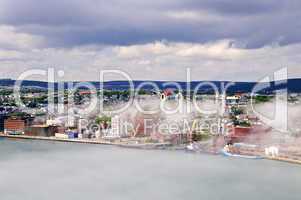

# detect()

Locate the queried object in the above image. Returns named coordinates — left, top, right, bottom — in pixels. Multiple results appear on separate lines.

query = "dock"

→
left=0, top=133, right=116, bottom=145
left=0, top=133, right=171, bottom=149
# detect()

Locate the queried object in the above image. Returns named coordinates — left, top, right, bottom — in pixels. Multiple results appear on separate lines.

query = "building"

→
left=78, top=90, right=97, bottom=96
left=111, top=115, right=120, bottom=136
left=55, top=133, right=69, bottom=139
left=25, top=125, right=58, bottom=137
left=0, top=114, right=8, bottom=132
left=151, top=132, right=189, bottom=145
left=226, top=124, right=271, bottom=143
left=66, top=129, right=78, bottom=139
left=4, top=118, right=25, bottom=135
left=226, top=96, right=240, bottom=105
left=103, top=116, right=120, bottom=139
left=160, top=89, right=182, bottom=101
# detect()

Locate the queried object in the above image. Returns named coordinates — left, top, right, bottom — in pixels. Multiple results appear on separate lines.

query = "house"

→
left=226, top=96, right=240, bottom=105
left=160, top=89, right=181, bottom=101
left=78, top=90, right=97, bottom=96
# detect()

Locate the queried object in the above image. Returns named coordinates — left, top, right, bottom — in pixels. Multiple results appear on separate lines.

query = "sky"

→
left=0, top=0, right=301, bottom=81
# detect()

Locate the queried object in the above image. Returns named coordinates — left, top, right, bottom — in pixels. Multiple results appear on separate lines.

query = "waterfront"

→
left=0, top=138, right=300, bottom=200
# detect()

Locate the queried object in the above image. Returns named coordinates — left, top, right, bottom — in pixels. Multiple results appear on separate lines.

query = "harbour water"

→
left=0, top=138, right=300, bottom=200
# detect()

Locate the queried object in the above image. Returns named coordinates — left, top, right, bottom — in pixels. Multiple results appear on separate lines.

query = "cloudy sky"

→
left=0, top=0, right=301, bottom=81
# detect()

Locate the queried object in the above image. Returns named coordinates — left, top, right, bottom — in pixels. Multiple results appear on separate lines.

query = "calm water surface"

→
left=0, top=138, right=300, bottom=200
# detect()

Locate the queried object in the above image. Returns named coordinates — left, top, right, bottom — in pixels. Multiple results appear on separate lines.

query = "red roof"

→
left=79, top=90, right=96, bottom=95
left=163, top=89, right=173, bottom=96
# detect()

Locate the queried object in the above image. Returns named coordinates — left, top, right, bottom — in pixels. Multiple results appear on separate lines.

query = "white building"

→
left=103, top=115, right=121, bottom=139
left=111, top=115, right=120, bottom=136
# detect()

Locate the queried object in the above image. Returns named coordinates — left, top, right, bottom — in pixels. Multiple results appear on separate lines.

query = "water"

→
left=0, top=138, right=300, bottom=200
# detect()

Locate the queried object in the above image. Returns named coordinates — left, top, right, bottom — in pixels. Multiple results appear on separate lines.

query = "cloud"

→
left=0, top=1, right=301, bottom=81
left=0, top=25, right=44, bottom=50
left=165, top=10, right=222, bottom=22
left=1, top=39, right=301, bottom=81
left=0, top=0, right=300, bottom=47
left=113, top=40, right=244, bottom=60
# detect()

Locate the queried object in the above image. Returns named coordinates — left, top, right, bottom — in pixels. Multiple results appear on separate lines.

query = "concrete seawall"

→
left=264, top=156, right=301, bottom=165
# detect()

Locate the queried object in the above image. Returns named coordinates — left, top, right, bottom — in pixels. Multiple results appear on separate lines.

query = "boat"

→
left=233, top=143, right=258, bottom=148
left=118, top=142, right=171, bottom=150
left=186, top=143, right=197, bottom=151
left=221, top=147, right=263, bottom=159
left=186, top=143, right=219, bottom=155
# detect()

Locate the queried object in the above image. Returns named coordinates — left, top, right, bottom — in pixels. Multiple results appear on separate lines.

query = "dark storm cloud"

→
left=0, top=0, right=301, bottom=48
left=183, top=0, right=283, bottom=15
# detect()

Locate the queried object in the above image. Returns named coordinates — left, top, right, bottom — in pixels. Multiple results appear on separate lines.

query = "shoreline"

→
left=0, top=133, right=114, bottom=145
left=0, top=134, right=172, bottom=149
left=1, top=134, right=300, bottom=166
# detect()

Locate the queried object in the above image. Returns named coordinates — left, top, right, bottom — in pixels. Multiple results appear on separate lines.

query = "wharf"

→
left=0, top=133, right=171, bottom=149
left=0, top=133, right=116, bottom=145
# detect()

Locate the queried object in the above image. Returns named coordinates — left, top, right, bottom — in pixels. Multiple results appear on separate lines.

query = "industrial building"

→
left=4, top=118, right=26, bottom=135
left=25, top=125, right=58, bottom=137
left=0, top=114, right=8, bottom=132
